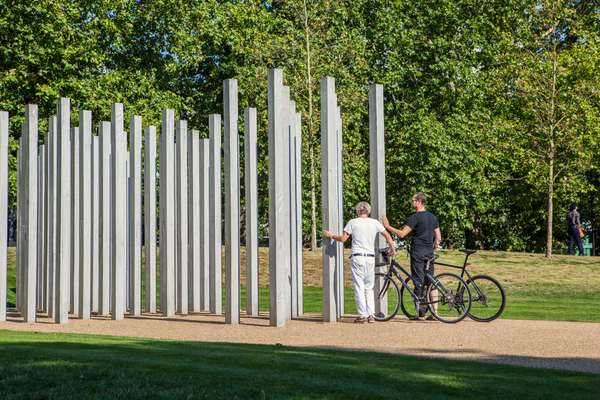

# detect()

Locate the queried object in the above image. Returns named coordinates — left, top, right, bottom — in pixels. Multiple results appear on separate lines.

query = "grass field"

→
left=5, top=247, right=600, bottom=322
left=0, top=329, right=598, bottom=400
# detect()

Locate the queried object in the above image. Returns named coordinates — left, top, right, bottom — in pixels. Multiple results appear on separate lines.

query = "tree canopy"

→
left=1, top=0, right=598, bottom=254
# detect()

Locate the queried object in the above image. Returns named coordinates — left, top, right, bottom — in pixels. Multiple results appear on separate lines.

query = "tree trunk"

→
left=303, top=0, right=318, bottom=251
left=545, top=152, right=554, bottom=257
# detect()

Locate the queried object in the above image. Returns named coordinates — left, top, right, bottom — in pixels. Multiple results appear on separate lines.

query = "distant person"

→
left=382, top=192, right=441, bottom=320
left=323, top=201, right=396, bottom=324
left=567, top=203, right=584, bottom=256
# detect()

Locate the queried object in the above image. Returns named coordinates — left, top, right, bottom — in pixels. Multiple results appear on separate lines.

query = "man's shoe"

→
left=354, top=316, right=368, bottom=324
left=409, top=316, right=422, bottom=321
left=425, top=315, right=436, bottom=321
left=367, top=315, right=375, bottom=323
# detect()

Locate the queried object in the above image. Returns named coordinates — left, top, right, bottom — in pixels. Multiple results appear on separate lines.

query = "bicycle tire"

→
left=465, top=274, right=506, bottom=322
left=427, top=272, right=472, bottom=323
left=373, top=272, right=401, bottom=321
left=399, top=276, right=419, bottom=319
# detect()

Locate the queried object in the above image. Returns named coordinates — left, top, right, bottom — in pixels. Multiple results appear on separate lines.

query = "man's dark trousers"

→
left=410, top=247, right=433, bottom=316
left=568, top=226, right=584, bottom=255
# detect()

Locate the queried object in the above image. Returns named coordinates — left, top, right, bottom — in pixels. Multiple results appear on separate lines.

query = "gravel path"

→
left=2, top=312, right=599, bottom=374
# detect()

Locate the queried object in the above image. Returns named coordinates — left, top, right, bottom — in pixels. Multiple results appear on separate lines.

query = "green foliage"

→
left=1, top=0, right=598, bottom=252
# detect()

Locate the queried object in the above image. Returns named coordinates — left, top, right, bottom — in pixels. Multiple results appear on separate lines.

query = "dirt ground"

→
left=2, top=312, right=599, bottom=375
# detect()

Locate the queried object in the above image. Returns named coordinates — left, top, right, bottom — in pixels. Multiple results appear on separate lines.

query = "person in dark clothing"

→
left=382, top=192, right=441, bottom=320
left=567, top=203, right=584, bottom=256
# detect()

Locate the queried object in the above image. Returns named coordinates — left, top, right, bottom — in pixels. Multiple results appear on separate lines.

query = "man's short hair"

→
left=355, top=201, right=371, bottom=215
left=413, top=192, right=426, bottom=205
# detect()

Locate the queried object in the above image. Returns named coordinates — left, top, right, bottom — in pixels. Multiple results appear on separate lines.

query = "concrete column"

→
left=41, top=136, right=50, bottom=314
left=98, top=122, right=111, bottom=316
left=16, top=140, right=21, bottom=313
left=46, top=117, right=57, bottom=318
left=111, top=104, right=126, bottom=320
left=288, top=101, right=297, bottom=319
left=78, top=111, right=92, bottom=319
left=268, top=69, right=291, bottom=326
left=55, top=98, right=71, bottom=324
left=223, top=79, right=240, bottom=325
left=128, top=116, right=142, bottom=316
left=244, top=108, right=258, bottom=317
left=125, top=152, right=130, bottom=309
left=144, top=126, right=157, bottom=313
left=160, top=109, right=176, bottom=317
left=208, top=114, right=222, bottom=315
left=335, top=107, right=344, bottom=318
left=320, top=77, right=341, bottom=323
left=37, top=146, right=45, bottom=311
left=188, top=130, right=201, bottom=312
left=91, top=135, right=99, bottom=313
left=175, top=120, right=188, bottom=315
left=288, top=101, right=304, bottom=319
left=40, top=139, right=48, bottom=313
left=70, top=127, right=80, bottom=315
left=369, top=84, right=387, bottom=315
left=293, top=111, right=303, bottom=317
left=0, top=111, right=8, bottom=321
left=18, top=105, right=38, bottom=323
left=199, top=138, right=210, bottom=311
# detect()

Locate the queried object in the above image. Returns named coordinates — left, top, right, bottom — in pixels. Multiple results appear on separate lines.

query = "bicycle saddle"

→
left=460, top=249, right=477, bottom=255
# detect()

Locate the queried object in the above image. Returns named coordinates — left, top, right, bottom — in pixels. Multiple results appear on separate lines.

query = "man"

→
left=567, top=203, right=584, bottom=256
left=323, top=201, right=396, bottom=323
left=382, top=192, right=441, bottom=320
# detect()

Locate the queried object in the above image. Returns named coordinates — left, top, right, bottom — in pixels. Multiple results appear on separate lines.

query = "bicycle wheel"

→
left=373, top=273, right=400, bottom=321
left=465, top=275, right=506, bottom=322
left=399, top=277, right=419, bottom=319
left=427, top=272, right=471, bottom=323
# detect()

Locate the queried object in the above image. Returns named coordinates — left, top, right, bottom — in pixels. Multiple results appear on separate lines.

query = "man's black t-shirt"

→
left=406, top=211, right=439, bottom=254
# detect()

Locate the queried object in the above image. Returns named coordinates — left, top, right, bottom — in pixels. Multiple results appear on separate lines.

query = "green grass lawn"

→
left=0, top=330, right=598, bottom=400
left=5, top=247, right=600, bottom=322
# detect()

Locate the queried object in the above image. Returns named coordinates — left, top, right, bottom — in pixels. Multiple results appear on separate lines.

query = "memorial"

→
left=0, top=70, right=386, bottom=327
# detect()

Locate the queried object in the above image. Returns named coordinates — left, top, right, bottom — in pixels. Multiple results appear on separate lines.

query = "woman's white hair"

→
left=355, top=201, right=371, bottom=215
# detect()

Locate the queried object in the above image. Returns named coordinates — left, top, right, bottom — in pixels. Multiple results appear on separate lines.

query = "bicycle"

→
left=399, top=249, right=506, bottom=322
left=373, top=247, right=472, bottom=323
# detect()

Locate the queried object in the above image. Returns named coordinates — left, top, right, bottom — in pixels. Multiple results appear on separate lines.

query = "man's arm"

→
left=381, top=229, right=396, bottom=256
left=382, top=215, right=412, bottom=239
left=322, top=230, right=349, bottom=243
left=434, top=227, right=442, bottom=250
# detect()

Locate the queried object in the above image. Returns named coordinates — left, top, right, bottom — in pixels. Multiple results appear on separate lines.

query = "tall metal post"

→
left=160, top=110, right=176, bottom=317
left=369, top=84, right=387, bottom=315
left=188, top=130, right=201, bottom=312
left=78, top=111, right=92, bottom=319
left=244, top=108, right=259, bottom=317
left=223, top=79, right=240, bottom=325
left=175, top=120, right=188, bottom=315
left=320, top=77, right=341, bottom=323
left=144, top=126, right=157, bottom=313
left=208, top=114, right=222, bottom=315
left=267, top=69, right=291, bottom=326
left=55, top=98, right=71, bottom=324
left=129, top=115, right=142, bottom=316
left=0, top=112, right=9, bottom=321
left=111, top=104, right=126, bottom=320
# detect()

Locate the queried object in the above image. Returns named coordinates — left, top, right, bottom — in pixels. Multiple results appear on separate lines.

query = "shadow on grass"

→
left=0, top=330, right=598, bottom=400
left=401, top=347, right=600, bottom=375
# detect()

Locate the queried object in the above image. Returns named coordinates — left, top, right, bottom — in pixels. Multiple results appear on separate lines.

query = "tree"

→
left=508, top=0, right=600, bottom=256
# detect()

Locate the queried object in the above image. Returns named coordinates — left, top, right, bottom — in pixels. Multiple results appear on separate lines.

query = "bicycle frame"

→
left=434, top=252, right=486, bottom=297
left=378, top=258, right=446, bottom=307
